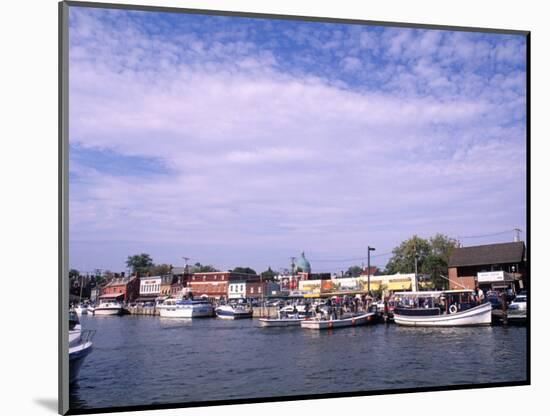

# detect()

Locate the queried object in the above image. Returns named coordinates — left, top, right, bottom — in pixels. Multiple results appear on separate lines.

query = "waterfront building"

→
left=188, top=271, right=260, bottom=299
left=138, top=276, right=162, bottom=303
left=447, top=241, right=527, bottom=292
left=299, top=272, right=418, bottom=297
left=99, top=275, right=140, bottom=303
left=160, top=275, right=176, bottom=297
left=169, top=266, right=192, bottom=297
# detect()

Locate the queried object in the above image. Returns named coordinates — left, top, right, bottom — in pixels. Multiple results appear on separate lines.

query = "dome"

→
left=295, top=251, right=311, bottom=273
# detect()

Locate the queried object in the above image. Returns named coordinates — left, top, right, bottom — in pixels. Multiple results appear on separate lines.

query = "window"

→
left=240, top=285, right=244, bottom=291
left=258, top=287, right=262, bottom=293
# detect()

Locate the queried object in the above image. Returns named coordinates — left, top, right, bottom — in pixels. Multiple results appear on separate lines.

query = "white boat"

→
left=393, top=290, right=492, bottom=327
left=216, top=304, right=253, bottom=319
left=159, top=299, right=214, bottom=318
left=69, top=310, right=82, bottom=347
left=507, top=293, right=527, bottom=323
left=93, top=301, right=123, bottom=316
left=74, top=304, right=88, bottom=315
left=259, top=317, right=304, bottom=327
left=68, top=311, right=94, bottom=384
left=259, top=305, right=314, bottom=327
left=300, top=312, right=375, bottom=330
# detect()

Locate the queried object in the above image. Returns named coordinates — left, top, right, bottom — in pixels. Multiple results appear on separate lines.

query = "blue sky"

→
left=68, top=6, right=527, bottom=274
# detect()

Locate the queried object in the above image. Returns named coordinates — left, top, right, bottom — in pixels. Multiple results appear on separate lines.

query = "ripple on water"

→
left=70, top=317, right=527, bottom=409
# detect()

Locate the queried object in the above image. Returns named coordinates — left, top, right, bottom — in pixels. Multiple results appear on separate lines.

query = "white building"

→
left=139, top=276, right=162, bottom=298
left=228, top=281, right=247, bottom=299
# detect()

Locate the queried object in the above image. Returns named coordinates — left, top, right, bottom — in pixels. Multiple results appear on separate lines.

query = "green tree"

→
left=385, top=234, right=458, bottom=289
left=232, top=267, right=257, bottom=275
left=385, top=235, right=431, bottom=275
left=126, top=253, right=154, bottom=275
left=261, top=267, right=277, bottom=280
left=191, top=262, right=219, bottom=273
left=69, top=269, right=80, bottom=279
left=149, top=263, right=172, bottom=276
left=345, top=265, right=363, bottom=277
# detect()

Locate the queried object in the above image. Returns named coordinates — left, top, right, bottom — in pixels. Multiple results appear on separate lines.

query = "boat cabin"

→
left=393, top=290, right=479, bottom=316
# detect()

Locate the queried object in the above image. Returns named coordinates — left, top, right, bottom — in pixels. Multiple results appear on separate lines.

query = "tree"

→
left=190, top=262, right=219, bottom=273
left=345, top=265, right=363, bottom=277
left=149, top=264, right=172, bottom=276
left=260, top=267, right=277, bottom=281
left=126, top=253, right=154, bottom=275
left=385, top=235, right=431, bottom=275
left=69, top=269, right=80, bottom=279
left=232, top=267, right=257, bottom=275
left=385, top=234, right=458, bottom=289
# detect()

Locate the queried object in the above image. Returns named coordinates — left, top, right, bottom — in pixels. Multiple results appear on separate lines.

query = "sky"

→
left=68, top=6, right=527, bottom=275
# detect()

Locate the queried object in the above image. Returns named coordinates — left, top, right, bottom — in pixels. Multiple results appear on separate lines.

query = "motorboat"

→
left=68, top=311, right=94, bottom=384
left=300, top=311, right=375, bottom=330
left=258, top=306, right=313, bottom=327
left=393, top=290, right=492, bottom=327
left=74, top=304, right=89, bottom=315
left=93, top=301, right=123, bottom=316
left=215, top=303, right=253, bottom=319
left=159, top=298, right=214, bottom=318
left=507, top=293, right=527, bottom=324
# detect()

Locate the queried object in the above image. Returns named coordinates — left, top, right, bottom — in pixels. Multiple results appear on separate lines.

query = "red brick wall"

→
left=448, top=267, right=476, bottom=290
left=188, top=281, right=228, bottom=298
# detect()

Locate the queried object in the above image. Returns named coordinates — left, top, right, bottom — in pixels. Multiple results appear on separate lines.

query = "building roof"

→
left=104, top=276, right=136, bottom=287
left=295, top=252, right=311, bottom=273
left=448, top=242, right=525, bottom=267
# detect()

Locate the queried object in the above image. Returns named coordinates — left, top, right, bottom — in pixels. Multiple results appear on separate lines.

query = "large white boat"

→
left=507, top=293, right=527, bottom=324
left=68, top=311, right=94, bottom=384
left=93, top=301, right=123, bottom=316
left=300, top=312, right=375, bottom=330
left=159, top=299, right=214, bottom=318
left=215, top=303, right=253, bottom=320
left=393, top=290, right=492, bottom=327
left=74, top=304, right=89, bottom=316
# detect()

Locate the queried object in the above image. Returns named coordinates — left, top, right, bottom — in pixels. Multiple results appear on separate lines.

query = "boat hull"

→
left=259, top=318, right=303, bottom=327
left=159, top=305, right=214, bottom=318
left=215, top=307, right=253, bottom=319
left=93, top=308, right=123, bottom=316
left=394, top=302, right=492, bottom=327
left=300, top=312, right=374, bottom=330
left=69, top=341, right=93, bottom=384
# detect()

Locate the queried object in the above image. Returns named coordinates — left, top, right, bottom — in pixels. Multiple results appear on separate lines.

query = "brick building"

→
left=447, top=241, right=527, bottom=292
left=99, top=275, right=140, bottom=302
left=188, top=271, right=260, bottom=299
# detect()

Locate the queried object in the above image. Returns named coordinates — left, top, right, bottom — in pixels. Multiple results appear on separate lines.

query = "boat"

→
left=93, top=300, right=123, bottom=316
left=159, top=298, right=215, bottom=318
left=215, top=303, right=253, bottom=319
left=74, top=304, right=89, bottom=315
left=393, top=290, right=492, bottom=327
left=68, top=311, right=94, bottom=384
left=258, top=306, right=313, bottom=327
left=300, top=312, right=375, bottom=330
left=507, top=293, right=527, bottom=324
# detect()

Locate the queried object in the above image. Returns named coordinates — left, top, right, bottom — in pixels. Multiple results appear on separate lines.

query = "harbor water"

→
left=70, top=315, right=527, bottom=410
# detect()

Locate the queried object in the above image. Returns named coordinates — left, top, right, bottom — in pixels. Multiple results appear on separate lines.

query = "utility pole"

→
left=367, top=246, right=376, bottom=295
left=513, top=228, right=522, bottom=242
left=290, top=256, right=296, bottom=292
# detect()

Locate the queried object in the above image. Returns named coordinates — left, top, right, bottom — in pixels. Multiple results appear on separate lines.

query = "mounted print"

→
left=59, top=1, right=530, bottom=414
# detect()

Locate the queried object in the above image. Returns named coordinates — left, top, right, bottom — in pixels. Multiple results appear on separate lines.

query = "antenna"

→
left=182, top=256, right=190, bottom=273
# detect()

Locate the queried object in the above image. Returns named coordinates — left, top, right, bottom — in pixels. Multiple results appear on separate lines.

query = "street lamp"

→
left=367, top=246, right=376, bottom=295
